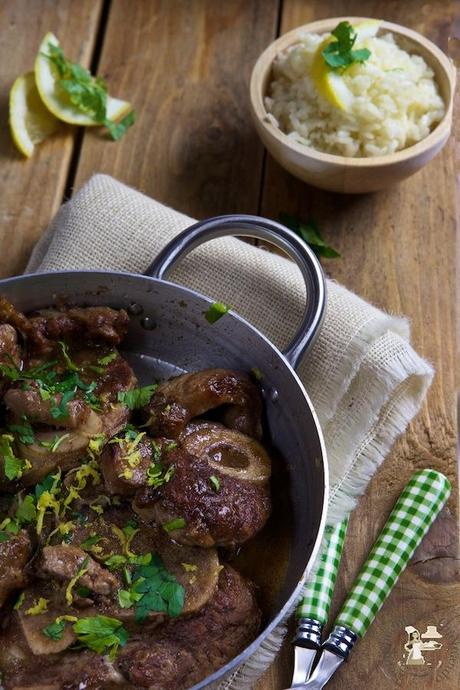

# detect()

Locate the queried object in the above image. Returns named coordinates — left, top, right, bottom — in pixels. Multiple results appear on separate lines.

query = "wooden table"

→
left=0, top=1, right=458, bottom=688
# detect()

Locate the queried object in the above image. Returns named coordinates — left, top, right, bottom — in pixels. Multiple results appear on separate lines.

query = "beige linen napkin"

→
left=26, top=174, right=433, bottom=687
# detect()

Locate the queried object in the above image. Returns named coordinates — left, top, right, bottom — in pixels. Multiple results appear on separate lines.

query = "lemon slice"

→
left=34, top=32, right=131, bottom=126
left=9, top=71, right=60, bottom=157
left=311, top=19, right=382, bottom=112
left=354, top=19, right=381, bottom=42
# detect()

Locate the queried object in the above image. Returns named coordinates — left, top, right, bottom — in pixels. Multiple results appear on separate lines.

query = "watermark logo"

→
left=403, top=625, right=443, bottom=666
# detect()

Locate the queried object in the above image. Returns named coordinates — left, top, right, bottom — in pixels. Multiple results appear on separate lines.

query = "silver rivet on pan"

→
left=128, top=302, right=144, bottom=315
left=269, top=388, right=279, bottom=402
left=140, top=316, right=156, bottom=330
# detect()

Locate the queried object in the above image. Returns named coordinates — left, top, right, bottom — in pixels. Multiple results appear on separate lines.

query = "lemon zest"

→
left=111, top=524, right=139, bottom=559
left=46, top=520, right=75, bottom=545
left=88, top=434, right=106, bottom=460
left=65, top=556, right=89, bottom=605
left=36, top=470, right=62, bottom=535
left=25, top=597, right=49, bottom=615
left=181, top=563, right=198, bottom=573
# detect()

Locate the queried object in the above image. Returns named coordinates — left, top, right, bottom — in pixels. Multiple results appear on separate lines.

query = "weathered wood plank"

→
left=257, top=2, right=459, bottom=688
left=0, top=0, right=103, bottom=277
left=73, top=0, right=280, bottom=219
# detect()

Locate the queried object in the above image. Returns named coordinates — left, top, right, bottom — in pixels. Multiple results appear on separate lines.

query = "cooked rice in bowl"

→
left=265, top=30, right=446, bottom=157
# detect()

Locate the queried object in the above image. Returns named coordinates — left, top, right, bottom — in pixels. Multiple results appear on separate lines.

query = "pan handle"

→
left=145, top=214, right=326, bottom=370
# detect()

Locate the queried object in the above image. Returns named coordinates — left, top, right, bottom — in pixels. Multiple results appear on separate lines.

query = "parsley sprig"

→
left=322, top=21, right=371, bottom=71
left=205, top=302, right=231, bottom=324
left=46, top=43, right=135, bottom=140
left=117, top=552, right=185, bottom=622
left=43, top=615, right=128, bottom=659
left=117, top=384, right=157, bottom=410
left=280, top=213, right=340, bottom=259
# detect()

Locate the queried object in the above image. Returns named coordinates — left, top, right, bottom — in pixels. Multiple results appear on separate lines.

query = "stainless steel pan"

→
left=0, top=214, right=328, bottom=689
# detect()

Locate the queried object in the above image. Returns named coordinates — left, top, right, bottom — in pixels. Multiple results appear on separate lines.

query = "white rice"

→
left=265, top=31, right=446, bottom=157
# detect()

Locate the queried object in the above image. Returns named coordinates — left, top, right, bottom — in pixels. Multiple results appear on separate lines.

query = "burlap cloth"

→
left=26, top=174, right=433, bottom=688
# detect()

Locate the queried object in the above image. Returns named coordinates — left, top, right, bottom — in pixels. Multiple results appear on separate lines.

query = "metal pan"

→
left=0, top=214, right=328, bottom=689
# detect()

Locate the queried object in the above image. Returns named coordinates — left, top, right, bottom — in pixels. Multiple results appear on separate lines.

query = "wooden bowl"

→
left=250, top=17, right=456, bottom=194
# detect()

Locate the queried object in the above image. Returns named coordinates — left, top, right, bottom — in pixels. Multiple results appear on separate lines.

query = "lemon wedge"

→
left=34, top=32, right=132, bottom=126
left=9, top=71, right=60, bottom=157
left=311, top=19, right=382, bottom=112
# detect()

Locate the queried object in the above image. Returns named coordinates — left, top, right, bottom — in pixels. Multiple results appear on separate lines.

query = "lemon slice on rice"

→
left=311, top=19, right=381, bottom=111
left=9, top=71, right=60, bottom=157
left=34, top=32, right=131, bottom=126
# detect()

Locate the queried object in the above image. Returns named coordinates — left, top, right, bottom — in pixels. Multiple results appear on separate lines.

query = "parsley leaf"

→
left=46, top=42, right=135, bottom=140
left=16, top=494, right=37, bottom=523
left=7, top=416, right=35, bottom=445
left=205, top=302, right=230, bottom=324
left=58, top=341, right=80, bottom=372
left=117, top=385, right=157, bottom=410
left=279, top=213, right=341, bottom=259
left=209, top=475, right=220, bottom=492
left=73, top=615, right=128, bottom=660
left=105, top=111, right=136, bottom=141
left=42, top=619, right=66, bottom=640
left=0, top=434, right=30, bottom=480
left=162, top=517, right=186, bottom=533
left=322, top=21, right=371, bottom=71
left=97, top=352, right=118, bottom=366
left=128, top=552, right=185, bottom=622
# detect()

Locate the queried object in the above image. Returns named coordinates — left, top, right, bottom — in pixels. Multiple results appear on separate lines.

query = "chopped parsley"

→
left=279, top=213, right=340, bottom=259
left=205, top=302, right=230, bottom=324
left=0, top=434, right=31, bottom=480
left=322, top=21, right=371, bottom=70
left=73, top=615, right=128, bottom=659
left=42, top=618, right=66, bottom=640
left=209, top=475, right=221, bottom=492
left=97, top=352, right=118, bottom=366
left=162, top=517, right=186, bottom=533
left=46, top=42, right=135, bottom=141
left=146, top=459, right=175, bottom=489
left=58, top=341, right=79, bottom=372
left=117, top=385, right=157, bottom=410
left=7, top=416, right=35, bottom=445
left=117, top=552, right=185, bottom=622
left=80, top=534, right=103, bottom=552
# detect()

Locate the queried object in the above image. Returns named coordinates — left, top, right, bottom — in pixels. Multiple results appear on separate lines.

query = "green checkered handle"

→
left=294, top=518, right=348, bottom=647
left=323, top=469, right=451, bottom=659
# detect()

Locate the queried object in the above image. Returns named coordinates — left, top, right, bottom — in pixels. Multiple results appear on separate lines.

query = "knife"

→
left=291, top=518, right=348, bottom=684
left=290, top=468, right=451, bottom=689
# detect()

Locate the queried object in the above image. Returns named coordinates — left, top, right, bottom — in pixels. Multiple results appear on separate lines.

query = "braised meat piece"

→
left=4, top=651, right=124, bottom=689
left=39, top=545, right=119, bottom=595
left=136, top=441, right=271, bottom=547
left=100, top=434, right=154, bottom=496
left=0, top=531, right=31, bottom=608
left=0, top=324, right=21, bottom=370
left=0, top=297, right=129, bottom=354
left=4, top=381, right=90, bottom=430
left=28, top=306, right=129, bottom=352
left=117, top=565, right=261, bottom=689
left=144, top=368, right=263, bottom=439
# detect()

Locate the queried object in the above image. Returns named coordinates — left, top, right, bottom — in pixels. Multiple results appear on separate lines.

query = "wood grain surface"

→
left=0, top=1, right=458, bottom=689
left=0, top=0, right=103, bottom=277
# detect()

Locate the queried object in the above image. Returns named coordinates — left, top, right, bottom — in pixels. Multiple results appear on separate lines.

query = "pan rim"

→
left=0, top=268, right=329, bottom=687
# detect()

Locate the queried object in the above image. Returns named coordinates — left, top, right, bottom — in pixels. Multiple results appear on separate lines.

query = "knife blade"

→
left=291, top=519, right=348, bottom=684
